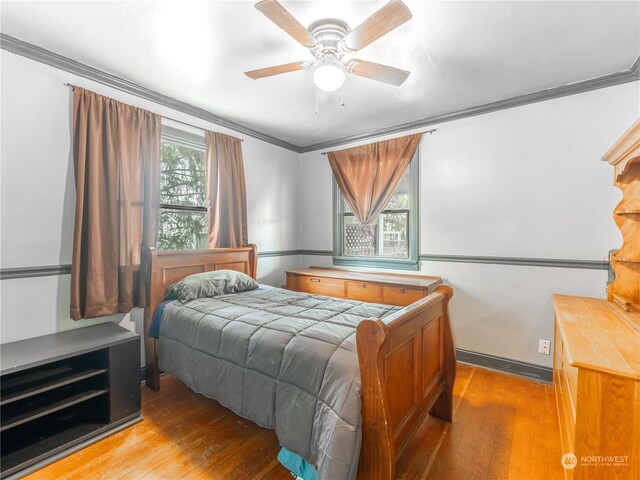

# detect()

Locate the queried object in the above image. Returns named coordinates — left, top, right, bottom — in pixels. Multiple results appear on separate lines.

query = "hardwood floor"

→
left=25, top=363, right=565, bottom=480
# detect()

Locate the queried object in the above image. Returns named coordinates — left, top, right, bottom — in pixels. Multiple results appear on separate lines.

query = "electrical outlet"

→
left=538, top=339, right=551, bottom=355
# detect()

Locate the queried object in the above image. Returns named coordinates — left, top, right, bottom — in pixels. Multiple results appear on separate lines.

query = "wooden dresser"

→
left=285, top=267, right=442, bottom=306
left=553, top=295, right=640, bottom=480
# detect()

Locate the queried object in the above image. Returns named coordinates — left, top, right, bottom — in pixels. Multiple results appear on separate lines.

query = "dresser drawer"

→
left=563, top=356, right=578, bottom=410
left=286, top=268, right=442, bottom=307
left=555, top=367, right=576, bottom=472
left=383, top=285, right=425, bottom=306
left=296, top=275, right=346, bottom=297
left=559, top=368, right=576, bottom=450
left=346, top=280, right=383, bottom=303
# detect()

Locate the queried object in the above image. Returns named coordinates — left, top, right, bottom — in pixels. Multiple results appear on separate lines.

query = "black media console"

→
left=1, top=323, right=141, bottom=478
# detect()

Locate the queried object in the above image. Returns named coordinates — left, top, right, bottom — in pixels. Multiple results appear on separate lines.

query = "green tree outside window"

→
left=157, top=141, right=208, bottom=251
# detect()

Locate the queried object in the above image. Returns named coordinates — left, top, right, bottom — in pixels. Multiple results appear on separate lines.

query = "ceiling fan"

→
left=245, top=0, right=413, bottom=92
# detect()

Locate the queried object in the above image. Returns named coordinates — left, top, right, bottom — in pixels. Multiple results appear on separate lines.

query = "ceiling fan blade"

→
left=245, top=61, right=308, bottom=79
left=347, top=60, right=410, bottom=86
left=255, top=0, right=319, bottom=49
left=341, top=0, right=412, bottom=53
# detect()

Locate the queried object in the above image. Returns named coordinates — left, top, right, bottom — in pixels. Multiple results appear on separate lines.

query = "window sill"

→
left=332, top=256, right=419, bottom=271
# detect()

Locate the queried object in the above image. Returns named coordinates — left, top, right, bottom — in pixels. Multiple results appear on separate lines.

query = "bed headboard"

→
left=142, top=245, right=258, bottom=312
left=141, top=244, right=258, bottom=390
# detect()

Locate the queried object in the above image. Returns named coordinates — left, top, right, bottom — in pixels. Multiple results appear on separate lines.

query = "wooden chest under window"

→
left=285, top=267, right=442, bottom=306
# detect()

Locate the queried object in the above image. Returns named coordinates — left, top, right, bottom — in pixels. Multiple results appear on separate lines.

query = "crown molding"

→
left=2, top=33, right=638, bottom=154
left=0, top=33, right=303, bottom=153
left=299, top=64, right=640, bottom=153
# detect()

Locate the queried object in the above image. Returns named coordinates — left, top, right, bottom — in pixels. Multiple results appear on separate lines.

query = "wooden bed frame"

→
left=142, top=245, right=456, bottom=480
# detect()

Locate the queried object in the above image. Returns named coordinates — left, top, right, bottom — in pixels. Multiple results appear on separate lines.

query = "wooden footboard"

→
left=356, top=285, right=455, bottom=480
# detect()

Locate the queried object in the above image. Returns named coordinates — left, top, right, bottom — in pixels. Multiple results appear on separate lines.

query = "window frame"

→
left=332, top=152, right=420, bottom=271
left=157, top=125, right=208, bottom=250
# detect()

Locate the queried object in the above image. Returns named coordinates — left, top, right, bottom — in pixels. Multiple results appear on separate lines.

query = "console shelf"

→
left=616, top=210, right=640, bottom=216
left=0, top=323, right=141, bottom=479
left=1, top=387, right=108, bottom=432
left=3, top=423, right=100, bottom=473
left=612, top=257, right=640, bottom=264
left=1, top=364, right=107, bottom=407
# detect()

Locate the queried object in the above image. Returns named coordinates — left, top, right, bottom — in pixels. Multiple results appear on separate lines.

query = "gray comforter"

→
left=158, top=285, right=401, bottom=480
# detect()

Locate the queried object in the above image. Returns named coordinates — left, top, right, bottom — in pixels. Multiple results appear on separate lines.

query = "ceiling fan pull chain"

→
left=315, top=85, right=318, bottom=115
left=341, top=81, right=345, bottom=107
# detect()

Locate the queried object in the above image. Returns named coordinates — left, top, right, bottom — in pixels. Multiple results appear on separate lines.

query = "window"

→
left=157, top=126, right=208, bottom=251
left=333, top=154, right=419, bottom=270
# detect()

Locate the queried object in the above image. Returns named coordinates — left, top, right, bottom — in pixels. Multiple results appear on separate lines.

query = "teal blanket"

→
left=278, top=447, right=319, bottom=480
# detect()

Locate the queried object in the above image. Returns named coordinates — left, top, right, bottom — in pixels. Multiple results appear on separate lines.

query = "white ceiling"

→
left=1, top=1, right=639, bottom=149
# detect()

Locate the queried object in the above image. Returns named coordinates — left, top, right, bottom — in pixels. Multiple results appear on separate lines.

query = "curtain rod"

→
left=320, top=129, right=437, bottom=155
left=63, top=83, right=243, bottom=141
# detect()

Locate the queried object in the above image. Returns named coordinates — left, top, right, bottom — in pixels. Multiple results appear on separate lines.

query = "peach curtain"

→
left=327, top=133, right=422, bottom=226
left=205, top=131, right=248, bottom=248
left=70, top=88, right=160, bottom=320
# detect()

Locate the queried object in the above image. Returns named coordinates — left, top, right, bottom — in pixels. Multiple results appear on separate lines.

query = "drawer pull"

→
left=400, top=288, right=406, bottom=293
left=310, top=278, right=320, bottom=283
left=361, top=283, right=367, bottom=288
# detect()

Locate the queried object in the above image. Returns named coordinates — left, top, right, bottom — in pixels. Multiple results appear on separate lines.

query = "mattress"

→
left=155, top=285, right=401, bottom=480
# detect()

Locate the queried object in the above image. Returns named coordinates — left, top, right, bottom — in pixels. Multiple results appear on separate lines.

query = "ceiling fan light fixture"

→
left=249, top=0, right=413, bottom=90
left=313, top=63, right=345, bottom=92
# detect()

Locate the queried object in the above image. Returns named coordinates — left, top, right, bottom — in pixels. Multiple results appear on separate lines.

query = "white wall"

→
left=0, top=51, right=301, bottom=349
left=300, top=81, right=640, bottom=368
left=2, top=47, right=639, bottom=371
